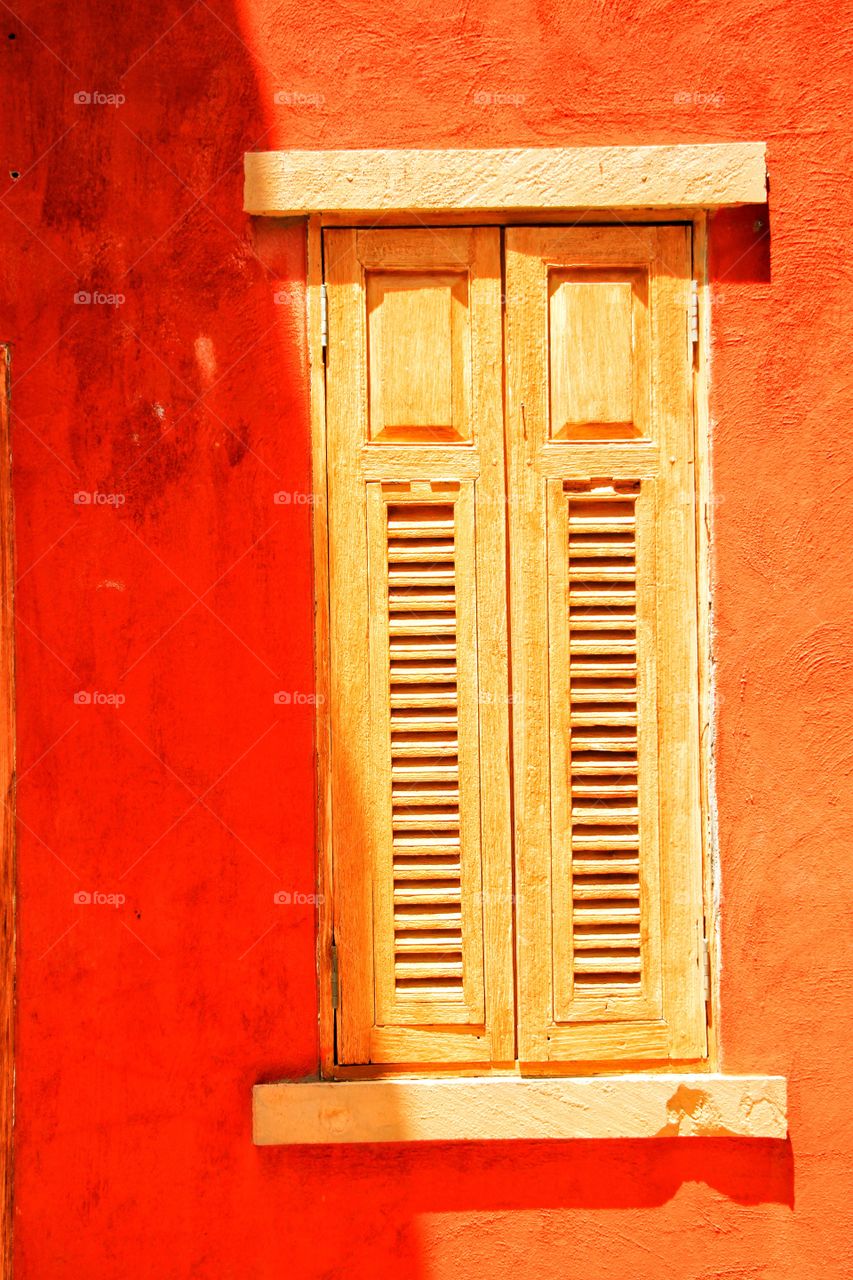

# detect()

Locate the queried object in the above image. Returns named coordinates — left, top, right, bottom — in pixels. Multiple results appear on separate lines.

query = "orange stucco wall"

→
left=3, top=1, right=852, bottom=1275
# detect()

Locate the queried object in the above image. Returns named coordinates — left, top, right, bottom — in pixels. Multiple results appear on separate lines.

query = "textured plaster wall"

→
left=2, top=0, right=852, bottom=1276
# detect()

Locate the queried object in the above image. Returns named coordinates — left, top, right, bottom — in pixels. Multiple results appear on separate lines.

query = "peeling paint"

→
left=194, top=335, right=217, bottom=386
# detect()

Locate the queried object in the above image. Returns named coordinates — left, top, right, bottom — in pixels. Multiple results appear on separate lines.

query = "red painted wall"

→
left=3, top=1, right=852, bottom=1276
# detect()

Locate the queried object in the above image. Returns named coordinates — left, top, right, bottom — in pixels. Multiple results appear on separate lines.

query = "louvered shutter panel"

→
left=505, top=226, right=707, bottom=1063
left=326, top=228, right=514, bottom=1066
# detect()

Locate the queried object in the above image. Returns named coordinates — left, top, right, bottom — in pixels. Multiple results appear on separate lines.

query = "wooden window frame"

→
left=307, top=208, right=719, bottom=1082
left=245, top=145, right=786, bottom=1141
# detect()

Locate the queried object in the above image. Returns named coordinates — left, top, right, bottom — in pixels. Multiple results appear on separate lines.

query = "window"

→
left=323, top=223, right=705, bottom=1072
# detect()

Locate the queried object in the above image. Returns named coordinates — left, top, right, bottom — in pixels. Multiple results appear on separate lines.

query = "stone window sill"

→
left=253, top=1074, right=787, bottom=1145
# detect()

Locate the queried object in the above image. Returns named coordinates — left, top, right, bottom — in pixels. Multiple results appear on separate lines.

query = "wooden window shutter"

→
left=504, top=226, right=707, bottom=1063
left=325, top=228, right=515, bottom=1066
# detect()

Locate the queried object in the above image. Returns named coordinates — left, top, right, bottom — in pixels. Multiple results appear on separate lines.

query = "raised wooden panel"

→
left=366, top=272, right=470, bottom=442
left=548, top=270, right=648, bottom=439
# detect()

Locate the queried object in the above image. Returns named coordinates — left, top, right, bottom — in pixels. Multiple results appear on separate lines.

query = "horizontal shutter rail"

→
left=391, top=764, right=458, bottom=782
left=393, top=810, right=460, bottom=828
left=572, top=805, right=639, bottom=821
left=394, top=906, right=463, bottom=925
left=568, top=778, right=635, bottom=788
left=388, top=545, right=456, bottom=562
left=390, top=642, right=456, bottom=661
left=570, top=662, right=638, bottom=679
left=572, top=859, right=641, bottom=878
left=394, top=884, right=462, bottom=904
left=394, top=934, right=463, bottom=951
left=570, top=686, right=636, bottom=699
left=389, top=619, right=457, bottom=635
left=392, top=786, right=460, bottom=803
left=571, top=710, right=638, bottom=726
left=389, top=593, right=456, bottom=612
left=390, top=675, right=459, bottom=691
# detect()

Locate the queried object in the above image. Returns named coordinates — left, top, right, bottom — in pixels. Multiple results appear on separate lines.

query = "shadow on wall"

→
left=709, top=204, right=772, bottom=283
left=259, top=1134, right=794, bottom=1209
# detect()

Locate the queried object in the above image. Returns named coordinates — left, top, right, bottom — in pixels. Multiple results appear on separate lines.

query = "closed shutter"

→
left=326, top=228, right=514, bottom=1066
left=505, top=226, right=706, bottom=1063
